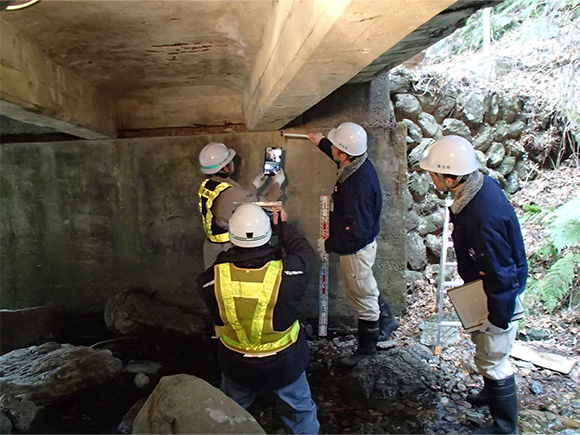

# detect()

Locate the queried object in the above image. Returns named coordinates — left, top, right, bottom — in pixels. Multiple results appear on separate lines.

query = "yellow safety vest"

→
left=214, top=260, right=300, bottom=357
left=199, top=178, right=233, bottom=243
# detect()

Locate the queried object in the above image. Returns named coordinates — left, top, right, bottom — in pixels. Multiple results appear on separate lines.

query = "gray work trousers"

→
left=471, top=320, right=519, bottom=379
left=338, top=239, right=380, bottom=322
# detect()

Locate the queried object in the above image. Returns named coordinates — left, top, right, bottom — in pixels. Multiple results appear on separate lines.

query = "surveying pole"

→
left=318, top=195, right=330, bottom=337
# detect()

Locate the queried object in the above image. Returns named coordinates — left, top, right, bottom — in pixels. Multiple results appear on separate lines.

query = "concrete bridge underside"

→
left=1, top=0, right=502, bottom=140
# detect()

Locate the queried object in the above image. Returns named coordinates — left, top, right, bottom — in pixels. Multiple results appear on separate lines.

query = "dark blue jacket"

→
left=319, top=138, right=382, bottom=255
left=197, top=221, right=315, bottom=390
left=450, top=175, right=527, bottom=329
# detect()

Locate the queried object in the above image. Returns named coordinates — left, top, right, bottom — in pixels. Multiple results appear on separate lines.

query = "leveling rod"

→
left=280, top=131, right=309, bottom=139
left=318, top=194, right=330, bottom=337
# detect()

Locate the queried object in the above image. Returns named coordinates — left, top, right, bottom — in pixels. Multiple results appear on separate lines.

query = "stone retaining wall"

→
left=388, top=68, right=540, bottom=271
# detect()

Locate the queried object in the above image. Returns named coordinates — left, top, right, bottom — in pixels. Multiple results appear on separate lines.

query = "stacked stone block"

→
left=389, top=68, right=538, bottom=271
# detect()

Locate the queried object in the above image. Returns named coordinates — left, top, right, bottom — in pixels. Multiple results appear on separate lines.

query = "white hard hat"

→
left=327, top=122, right=367, bottom=156
left=419, top=135, right=478, bottom=176
left=229, top=203, right=272, bottom=248
left=199, top=142, right=236, bottom=175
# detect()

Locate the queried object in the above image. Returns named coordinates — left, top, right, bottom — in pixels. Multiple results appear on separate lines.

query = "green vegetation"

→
left=426, top=0, right=580, bottom=166
left=430, top=0, right=580, bottom=57
left=524, top=198, right=580, bottom=312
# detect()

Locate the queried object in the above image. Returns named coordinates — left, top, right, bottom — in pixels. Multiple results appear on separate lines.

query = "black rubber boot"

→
left=466, top=383, right=488, bottom=407
left=473, top=375, right=519, bottom=434
left=378, top=294, right=399, bottom=341
left=341, top=319, right=379, bottom=368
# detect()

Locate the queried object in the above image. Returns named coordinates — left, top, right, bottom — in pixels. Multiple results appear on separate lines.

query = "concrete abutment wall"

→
left=1, top=80, right=408, bottom=329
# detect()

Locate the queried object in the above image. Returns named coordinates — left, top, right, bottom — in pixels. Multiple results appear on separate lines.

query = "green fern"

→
left=548, top=197, right=580, bottom=251
left=528, top=253, right=580, bottom=312
left=520, top=203, right=546, bottom=224
left=526, top=197, right=580, bottom=312
left=537, top=240, right=560, bottom=263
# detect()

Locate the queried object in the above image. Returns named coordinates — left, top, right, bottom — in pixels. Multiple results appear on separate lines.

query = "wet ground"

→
left=35, top=310, right=580, bottom=435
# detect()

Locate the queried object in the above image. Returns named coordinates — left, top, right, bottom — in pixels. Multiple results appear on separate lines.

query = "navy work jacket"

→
left=197, top=221, right=315, bottom=390
left=450, top=175, right=527, bottom=330
left=319, top=138, right=382, bottom=255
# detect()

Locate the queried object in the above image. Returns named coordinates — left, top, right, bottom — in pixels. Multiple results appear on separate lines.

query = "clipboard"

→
left=447, top=279, right=488, bottom=332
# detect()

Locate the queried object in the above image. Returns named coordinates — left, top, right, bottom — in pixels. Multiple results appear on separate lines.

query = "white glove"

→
left=478, top=319, right=507, bottom=335
left=252, top=172, right=267, bottom=189
left=317, top=237, right=326, bottom=260
left=272, top=167, right=285, bottom=186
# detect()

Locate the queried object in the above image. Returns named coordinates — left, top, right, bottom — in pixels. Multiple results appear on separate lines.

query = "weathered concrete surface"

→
left=0, top=1, right=501, bottom=137
left=0, top=131, right=334, bottom=319
left=1, top=132, right=406, bottom=324
left=291, top=79, right=408, bottom=316
left=1, top=77, right=407, bottom=325
left=0, top=25, right=116, bottom=138
left=0, top=131, right=336, bottom=317
left=243, top=0, right=456, bottom=130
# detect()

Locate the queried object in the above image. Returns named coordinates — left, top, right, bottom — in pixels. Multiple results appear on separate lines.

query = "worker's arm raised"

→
left=307, top=132, right=324, bottom=146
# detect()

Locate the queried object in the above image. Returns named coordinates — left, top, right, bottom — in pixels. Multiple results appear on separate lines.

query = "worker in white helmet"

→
left=307, top=122, right=399, bottom=367
left=197, top=204, right=319, bottom=434
left=198, top=142, right=285, bottom=269
left=420, top=135, right=526, bottom=435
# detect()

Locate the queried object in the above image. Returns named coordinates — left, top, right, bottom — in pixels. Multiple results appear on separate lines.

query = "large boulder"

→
left=132, top=374, right=265, bottom=434
left=407, top=232, right=427, bottom=271
left=507, top=119, right=526, bottom=139
left=416, top=89, right=439, bottom=114
left=395, top=94, right=422, bottom=120
left=417, top=112, right=442, bottom=139
left=0, top=342, right=122, bottom=432
left=497, top=156, right=517, bottom=176
left=486, top=142, right=506, bottom=168
left=459, top=91, right=486, bottom=124
left=425, top=234, right=442, bottom=260
left=505, top=172, right=521, bottom=194
left=417, top=210, right=445, bottom=236
left=402, top=119, right=423, bottom=148
left=0, top=307, right=68, bottom=355
left=485, top=92, right=501, bottom=124
left=472, top=124, right=494, bottom=152
left=407, top=171, right=431, bottom=202
left=494, top=120, right=509, bottom=142
left=104, top=289, right=205, bottom=337
left=341, top=348, right=439, bottom=402
left=500, top=95, right=523, bottom=123
left=433, top=86, right=458, bottom=123
left=442, top=118, right=471, bottom=139
left=388, top=68, right=414, bottom=94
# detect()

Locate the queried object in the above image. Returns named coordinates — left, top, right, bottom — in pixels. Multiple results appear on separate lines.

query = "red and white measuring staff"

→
left=279, top=131, right=330, bottom=337
left=319, top=194, right=330, bottom=337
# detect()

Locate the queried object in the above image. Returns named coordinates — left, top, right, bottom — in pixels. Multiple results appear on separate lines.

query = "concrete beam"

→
left=0, top=21, right=116, bottom=139
left=243, top=0, right=456, bottom=131
left=117, top=93, right=244, bottom=132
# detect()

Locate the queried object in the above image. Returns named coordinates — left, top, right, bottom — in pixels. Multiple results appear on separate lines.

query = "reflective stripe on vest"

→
left=214, top=260, right=300, bottom=357
left=199, top=179, right=232, bottom=243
